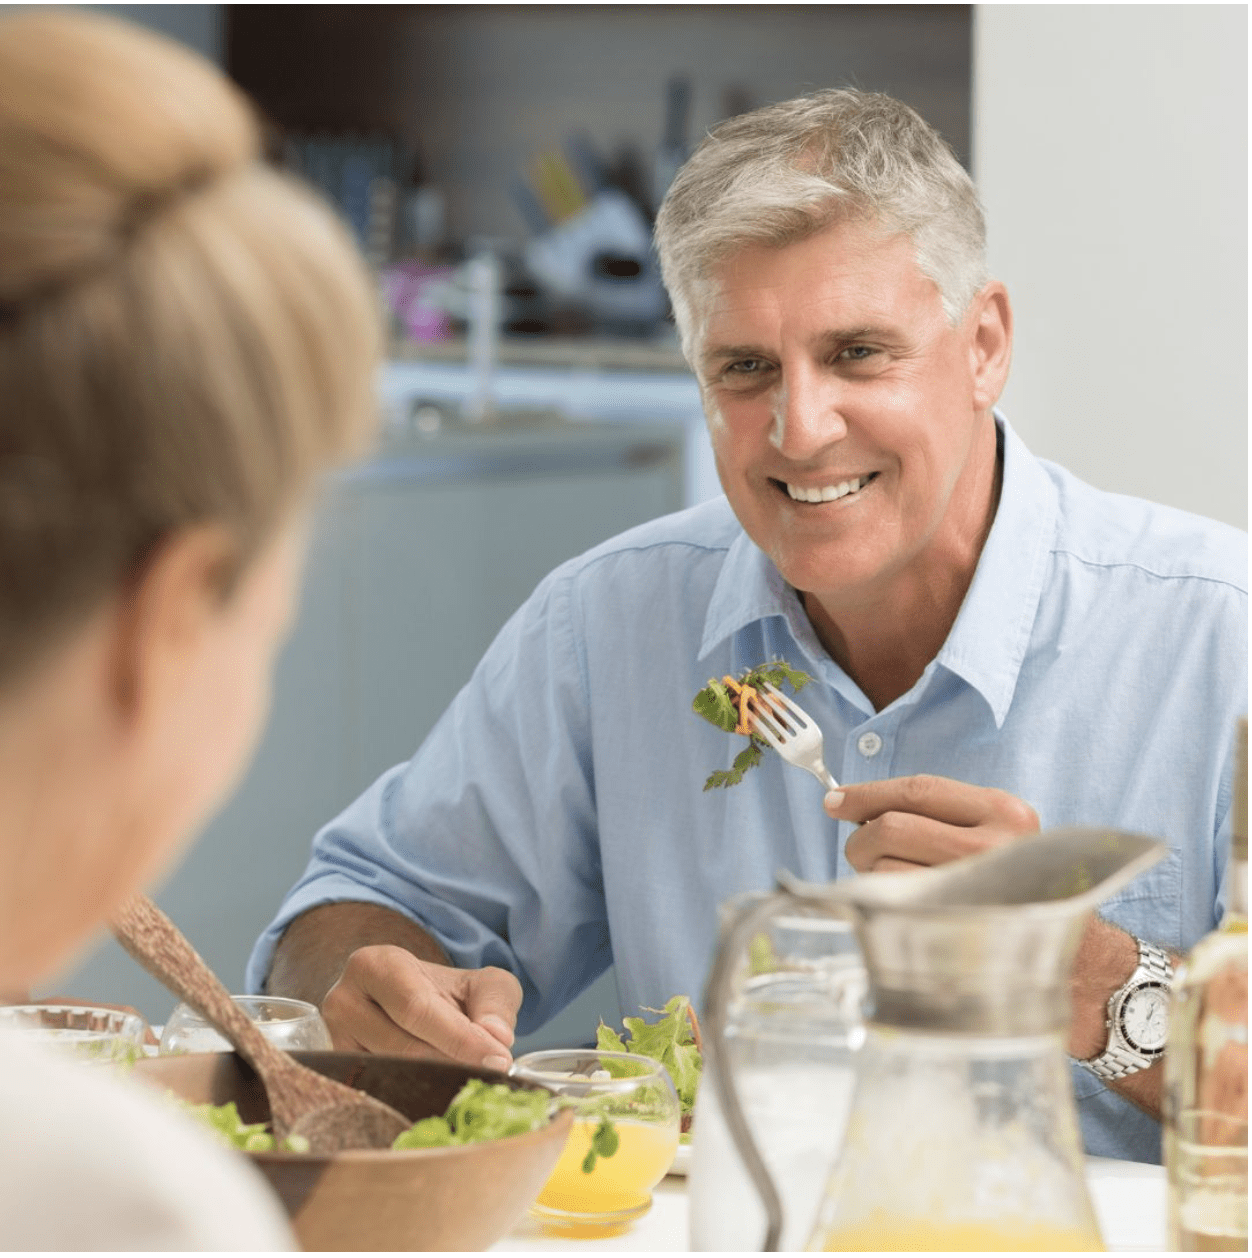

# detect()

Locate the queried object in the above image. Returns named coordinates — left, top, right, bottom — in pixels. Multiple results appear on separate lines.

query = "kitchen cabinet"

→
left=41, top=413, right=684, bottom=1039
left=224, top=5, right=972, bottom=252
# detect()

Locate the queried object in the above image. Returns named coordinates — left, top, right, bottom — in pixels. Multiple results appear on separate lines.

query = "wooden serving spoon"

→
left=111, top=893, right=411, bottom=1155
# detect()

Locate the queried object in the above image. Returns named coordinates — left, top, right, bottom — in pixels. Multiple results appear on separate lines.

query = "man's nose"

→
left=768, top=367, right=849, bottom=458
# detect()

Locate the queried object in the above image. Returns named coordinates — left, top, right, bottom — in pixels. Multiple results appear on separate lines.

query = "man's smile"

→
left=769, top=472, right=880, bottom=504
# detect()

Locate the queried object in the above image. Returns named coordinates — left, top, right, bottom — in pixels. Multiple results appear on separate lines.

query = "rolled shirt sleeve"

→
left=246, top=559, right=611, bottom=1035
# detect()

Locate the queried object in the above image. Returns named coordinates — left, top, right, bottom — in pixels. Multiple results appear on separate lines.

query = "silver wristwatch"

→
left=1081, top=937, right=1174, bottom=1080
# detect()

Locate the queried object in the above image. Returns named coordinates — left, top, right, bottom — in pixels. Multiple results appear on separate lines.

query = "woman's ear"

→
left=108, top=524, right=239, bottom=727
left=967, top=281, right=1013, bottom=412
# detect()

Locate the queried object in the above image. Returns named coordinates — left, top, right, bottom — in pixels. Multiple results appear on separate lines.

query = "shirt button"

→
left=857, top=731, right=883, bottom=758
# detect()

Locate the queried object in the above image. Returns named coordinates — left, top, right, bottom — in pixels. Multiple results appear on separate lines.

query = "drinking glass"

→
left=0, top=1003, right=149, bottom=1065
left=511, top=1048, right=681, bottom=1237
left=1167, top=1109, right=1248, bottom=1250
left=689, top=905, right=867, bottom=1252
left=158, top=995, right=331, bottom=1054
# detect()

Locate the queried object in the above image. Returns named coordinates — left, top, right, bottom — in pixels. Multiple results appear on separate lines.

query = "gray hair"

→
left=654, top=89, right=989, bottom=359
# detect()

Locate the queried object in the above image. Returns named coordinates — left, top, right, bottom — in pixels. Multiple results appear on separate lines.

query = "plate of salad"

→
left=596, top=995, right=702, bottom=1176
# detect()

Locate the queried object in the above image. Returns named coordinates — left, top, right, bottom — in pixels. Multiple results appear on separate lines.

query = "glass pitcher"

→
left=688, top=901, right=866, bottom=1251
left=703, top=826, right=1167, bottom=1252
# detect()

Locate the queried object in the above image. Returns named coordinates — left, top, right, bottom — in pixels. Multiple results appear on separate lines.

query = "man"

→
left=248, top=90, right=1247, bottom=1162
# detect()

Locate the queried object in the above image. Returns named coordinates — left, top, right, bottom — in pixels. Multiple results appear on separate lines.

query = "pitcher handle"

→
left=703, top=890, right=791, bottom=1252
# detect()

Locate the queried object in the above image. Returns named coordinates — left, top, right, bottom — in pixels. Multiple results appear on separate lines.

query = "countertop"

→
left=390, top=334, right=691, bottom=374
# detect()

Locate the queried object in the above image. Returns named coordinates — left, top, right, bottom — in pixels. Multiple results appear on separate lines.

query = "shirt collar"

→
left=698, top=526, right=802, bottom=661
left=698, top=412, right=1057, bottom=727
left=932, top=413, right=1057, bottom=727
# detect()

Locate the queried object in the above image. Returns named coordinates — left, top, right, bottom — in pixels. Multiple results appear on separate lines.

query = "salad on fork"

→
left=692, top=660, right=837, bottom=791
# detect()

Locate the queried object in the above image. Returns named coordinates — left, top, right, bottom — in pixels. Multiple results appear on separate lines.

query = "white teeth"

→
left=786, top=476, right=867, bottom=503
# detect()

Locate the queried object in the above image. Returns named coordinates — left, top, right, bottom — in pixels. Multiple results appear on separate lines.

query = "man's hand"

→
left=823, top=774, right=1041, bottom=871
left=266, top=901, right=523, bottom=1073
left=823, top=774, right=1165, bottom=1118
left=320, top=946, right=520, bottom=1071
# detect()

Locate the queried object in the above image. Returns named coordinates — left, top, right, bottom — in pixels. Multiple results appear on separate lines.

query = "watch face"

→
left=1120, top=983, right=1170, bottom=1052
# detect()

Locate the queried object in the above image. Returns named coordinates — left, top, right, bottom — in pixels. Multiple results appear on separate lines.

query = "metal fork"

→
left=749, top=682, right=840, bottom=791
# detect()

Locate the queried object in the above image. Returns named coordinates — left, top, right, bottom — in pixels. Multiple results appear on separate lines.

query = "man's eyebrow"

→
left=818, top=325, right=895, bottom=346
left=700, top=344, right=766, bottom=366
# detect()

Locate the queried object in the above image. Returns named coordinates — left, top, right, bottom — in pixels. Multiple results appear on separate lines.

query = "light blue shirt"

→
left=249, top=415, right=1247, bottom=1163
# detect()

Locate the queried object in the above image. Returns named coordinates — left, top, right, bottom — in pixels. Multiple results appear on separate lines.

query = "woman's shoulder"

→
left=0, top=1034, right=294, bottom=1251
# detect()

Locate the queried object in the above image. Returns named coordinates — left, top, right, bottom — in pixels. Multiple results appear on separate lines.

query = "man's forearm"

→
left=265, top=901, right=450, bottom=1007
left=1070, top=915, right=1173, bottom=1120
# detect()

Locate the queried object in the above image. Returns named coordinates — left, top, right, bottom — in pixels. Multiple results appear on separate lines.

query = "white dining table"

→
left=137, top=1038, right=1167, bottom=1251
left=493, top=1156, right=1167, bottom=1253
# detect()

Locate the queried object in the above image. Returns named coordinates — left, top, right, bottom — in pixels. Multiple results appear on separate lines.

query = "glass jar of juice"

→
left=511, top=1048, right=680, bottom=1237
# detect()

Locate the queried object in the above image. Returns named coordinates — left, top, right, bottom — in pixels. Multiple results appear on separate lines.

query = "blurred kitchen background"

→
left=32, top=5, right=1246, bottom=1048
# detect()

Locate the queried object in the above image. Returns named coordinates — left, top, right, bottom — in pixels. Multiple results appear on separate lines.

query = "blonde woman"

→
left=0, top=10, right=379, bottom=1248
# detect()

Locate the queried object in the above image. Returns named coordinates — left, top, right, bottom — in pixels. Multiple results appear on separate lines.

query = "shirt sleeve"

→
left=246, top=560, right=611, bottom=1034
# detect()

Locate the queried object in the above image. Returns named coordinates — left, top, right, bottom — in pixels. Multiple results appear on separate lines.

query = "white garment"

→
left=0, top=1032, right=294, bottom=1251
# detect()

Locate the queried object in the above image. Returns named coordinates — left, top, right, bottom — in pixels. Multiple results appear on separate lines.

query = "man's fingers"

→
left=869, top=856, right=929, bottom=873
left=825, top=774, right=1039, bottom=832
left=392, top=999, right=508, bottom=1068
left=478, top=1015, right=515, bottom=1048
left=844, top=813, right=998, bottom=872
left=388, top=972, right=515, bottom=1070
left=461, top=966, right=523, bottom=1048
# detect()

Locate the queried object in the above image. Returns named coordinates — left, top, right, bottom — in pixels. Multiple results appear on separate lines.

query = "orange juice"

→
left=535, top=1117, right=678, bottom=1216
left=821, top=1218, right=1104, bottom=1251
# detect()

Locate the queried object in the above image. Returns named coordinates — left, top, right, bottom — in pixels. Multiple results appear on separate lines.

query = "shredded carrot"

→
left=722, top=673, right=765, bottom=735
left=734, top=684, right=759, bottom=736
left=685, top=1003, right=704, bottom=1056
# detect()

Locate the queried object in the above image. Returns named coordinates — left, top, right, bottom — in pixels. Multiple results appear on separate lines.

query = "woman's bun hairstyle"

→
left=0, top=10, right=381, bottom=683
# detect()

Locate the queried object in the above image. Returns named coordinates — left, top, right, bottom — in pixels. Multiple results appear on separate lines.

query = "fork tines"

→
left=746, top=683, right=801, bottom=740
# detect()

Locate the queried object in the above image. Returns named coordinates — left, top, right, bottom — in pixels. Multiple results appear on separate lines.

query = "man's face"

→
left=694, top=218, right=1005, bottom=613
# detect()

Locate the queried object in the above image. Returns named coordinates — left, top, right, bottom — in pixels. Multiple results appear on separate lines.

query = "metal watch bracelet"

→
left=1080, top=938, right=1174, bottom=1081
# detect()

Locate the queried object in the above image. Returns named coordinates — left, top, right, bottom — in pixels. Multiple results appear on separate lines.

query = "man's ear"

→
left=108, top=525, right=239, bottom=725
left=967, top=281, right=1013, bottom=412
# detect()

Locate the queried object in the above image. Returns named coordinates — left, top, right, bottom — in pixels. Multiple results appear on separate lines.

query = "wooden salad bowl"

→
left=133, top=1050, right=571, bottom=1251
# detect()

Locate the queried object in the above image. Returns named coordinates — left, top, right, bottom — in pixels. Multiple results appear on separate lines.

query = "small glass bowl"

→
left=0, top=1003, right=149, bottom=1065
left=511, top=1048, right=681, bottom=1236
left=159, top=995, right=332, bottom=1055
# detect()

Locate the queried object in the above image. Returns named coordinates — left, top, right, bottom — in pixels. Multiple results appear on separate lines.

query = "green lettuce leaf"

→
left=596, top=994, right=702, bottom=1119
left=691, top=678, right=739, bottom=733
left=391, top=1115, right=455, bottom=1149
left=581, top=1115, right=620, bottom=1173
left=392, top=1078, right=551, bottom=1150
left=173, top=1098, right=308, bottom=1153
left=595, top=1022, right=630, bottom=1055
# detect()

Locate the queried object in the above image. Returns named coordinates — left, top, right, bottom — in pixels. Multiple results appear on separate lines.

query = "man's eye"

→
left=838, top=345, right=876, bottom=362
left=726, top=358, right=766, bottom=374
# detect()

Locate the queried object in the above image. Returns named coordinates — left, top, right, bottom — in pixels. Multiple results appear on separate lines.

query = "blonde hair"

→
left=654, top=89, right=988, bottom=359
left=0, top=10, right=381, bottom=683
